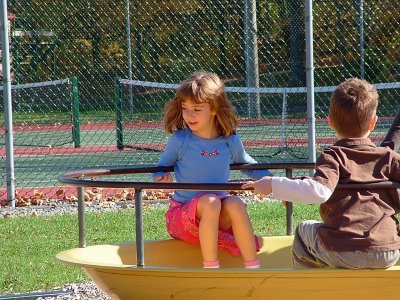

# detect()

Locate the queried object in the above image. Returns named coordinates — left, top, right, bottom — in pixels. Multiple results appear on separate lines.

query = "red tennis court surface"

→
left=0, top=117, right=343, bottom=133
left=1, top=116, right=394, bottom=133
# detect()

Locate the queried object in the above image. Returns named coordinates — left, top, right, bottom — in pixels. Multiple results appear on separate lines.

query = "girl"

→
left=152, top=71, right=272, bottom=268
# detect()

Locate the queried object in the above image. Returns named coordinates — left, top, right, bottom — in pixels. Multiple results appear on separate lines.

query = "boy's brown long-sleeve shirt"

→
left=312, top=138, right=400, bottom=252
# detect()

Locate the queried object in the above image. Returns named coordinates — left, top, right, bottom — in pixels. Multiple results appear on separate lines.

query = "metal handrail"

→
left=58, top=162, right=400, bottom=267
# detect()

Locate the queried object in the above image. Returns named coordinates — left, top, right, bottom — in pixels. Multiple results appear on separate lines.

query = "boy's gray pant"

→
left=292, top=220, right=400, bottom=269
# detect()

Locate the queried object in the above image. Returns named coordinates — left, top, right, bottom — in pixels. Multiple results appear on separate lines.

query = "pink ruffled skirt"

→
left=166, top=194, right=260, bottom=257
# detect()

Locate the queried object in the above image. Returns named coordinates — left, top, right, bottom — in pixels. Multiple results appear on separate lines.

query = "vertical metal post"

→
left=244, top=0, right=260, bottom=119
left=125, top=0, right=133, bottom=119
left=1, top=0, right=16, bottom=207
left=305, top=0, right=316, bottom=171
left=356, top=0, right=364, bottom=79
left=280, top=90, right=287, bottom=150
left=115, top=77, right=124, bottom=150
left=12, top=33, right=19, bottom=85
left=135, top=188, right=144, bottom=267
left=71, top=76, right=81, bottom=148
left=51, top=38, right=57, bottom=80
left=133, top=1, right=143, bottom=81
left=77, top=187, right=86, bottom=248
left=285, top=168, right=294, bottom=235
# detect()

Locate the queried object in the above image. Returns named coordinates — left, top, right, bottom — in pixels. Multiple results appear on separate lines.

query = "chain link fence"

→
left=1, top=0, right=399, bottom=203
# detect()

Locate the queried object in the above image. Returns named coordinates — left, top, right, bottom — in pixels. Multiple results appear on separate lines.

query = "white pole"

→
left=1, top=0, right=16, bottom=207
left=305, top=0, right=316, bottom=168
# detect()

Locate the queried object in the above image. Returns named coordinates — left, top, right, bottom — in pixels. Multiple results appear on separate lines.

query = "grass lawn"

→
left=0, top=201, right=320, bottom=295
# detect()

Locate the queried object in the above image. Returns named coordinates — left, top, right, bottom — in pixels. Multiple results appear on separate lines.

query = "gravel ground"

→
left=31, top=282, right=110, bottom=300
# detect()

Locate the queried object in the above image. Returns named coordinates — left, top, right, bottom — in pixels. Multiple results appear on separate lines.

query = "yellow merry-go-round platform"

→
left=56, top=235, right=400, bottom=300
left=56, top=163, right=400, bottom=300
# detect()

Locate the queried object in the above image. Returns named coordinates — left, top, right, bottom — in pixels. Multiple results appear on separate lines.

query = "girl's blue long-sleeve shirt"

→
left=152, top=129, right=271, bottom=203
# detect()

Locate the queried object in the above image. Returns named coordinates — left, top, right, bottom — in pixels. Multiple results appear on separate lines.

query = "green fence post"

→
left=115, top=76, right=124, bottom=150
left=71, top=76, right=81, bottom=148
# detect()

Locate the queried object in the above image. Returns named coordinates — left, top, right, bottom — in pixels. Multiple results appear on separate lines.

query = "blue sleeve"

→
left=231, top=135, right=272, bottom=179
left=151, top=133, right=180, bottom=181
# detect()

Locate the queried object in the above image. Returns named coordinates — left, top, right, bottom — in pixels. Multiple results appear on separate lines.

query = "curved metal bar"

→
left=58, top=163, right=400, bottom=190
left=59, top=163, right=317, bottom=264
left=59, top=163, right=400, bottom=267
left=59, top=162, right=316, bottom=178
left=59, top=163, right=316, bottom=190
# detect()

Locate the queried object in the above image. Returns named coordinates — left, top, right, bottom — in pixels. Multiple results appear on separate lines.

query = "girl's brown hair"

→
left=163, top=71, right=238, bottom=136
left=329, top=78, right=378, bottom=137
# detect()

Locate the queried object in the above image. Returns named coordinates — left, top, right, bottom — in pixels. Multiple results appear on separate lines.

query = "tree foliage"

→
left=7, top=0, right=400, bottom=102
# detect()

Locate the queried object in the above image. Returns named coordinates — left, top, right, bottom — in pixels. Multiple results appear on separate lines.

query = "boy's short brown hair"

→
left=329, top=78, right=378, bottom=137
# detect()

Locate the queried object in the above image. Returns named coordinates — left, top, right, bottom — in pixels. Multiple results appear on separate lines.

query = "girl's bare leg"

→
left=196, top=194, right=221, bottom=264
left=219, top=196, right=258, bottom=263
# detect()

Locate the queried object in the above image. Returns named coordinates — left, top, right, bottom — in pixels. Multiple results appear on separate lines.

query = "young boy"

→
left=242, top=78, right=400, bottom=269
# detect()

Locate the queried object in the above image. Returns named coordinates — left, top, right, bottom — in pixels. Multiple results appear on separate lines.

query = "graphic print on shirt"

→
left=201, top=149, right=220, bottom=156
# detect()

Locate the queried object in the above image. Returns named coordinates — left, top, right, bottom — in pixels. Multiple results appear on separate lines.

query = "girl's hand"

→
left=241, top=176, right=273, bottom=196
left=154, top=172, right=173, bottom=183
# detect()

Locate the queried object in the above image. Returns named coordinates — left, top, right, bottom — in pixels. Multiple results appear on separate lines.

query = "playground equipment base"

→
left=56, top=236, right=400, bottom=300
